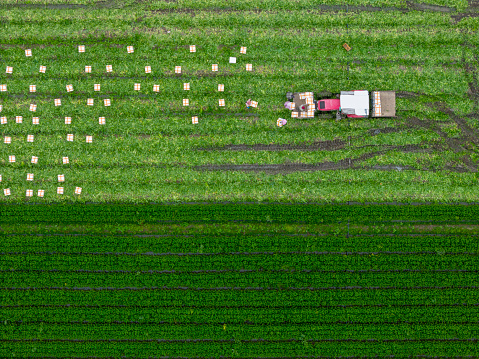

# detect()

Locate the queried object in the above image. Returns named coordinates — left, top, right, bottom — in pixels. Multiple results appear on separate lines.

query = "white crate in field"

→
left=99, top=117, right=105, bottom=125
left=66, top=84, right=73, bottom=92
left=78, top=45, right=85, bottom=53
left=9, top=155, right=15, bottom=163
left=307, top=109, right=315, bottom=118
left=240, top=46, right=247, bottom=54
left=0, top=105, right=2, bottom=112
left=183, top=83, right=190, bottom=90
left=175, top=66, right=181, bottom=74
left=94, top=84, right=100, bottom=91
left=62, top=157, right=69, bottom=164
left=246, top=64, right=252, bottom=71
left=85, top=66, right=92, bottom=73
left=87, top=98, right=94, bottom=106
left=30, top=85, right=36, bottom=92
left=54, top=99, right=61, bottom=106
left=1, top=117, right=6, bottom=124
left=31, top=156, right=38, bottom=164
left=32, top=117, right=39, bottom=125
left=30, top=104, right=37, bottom=112
left=39, top=66, right=46, bottom=73
left=0, top=175, right=2, bottom=182
left=27, top=135, right=34, bottom=142
left=134, top=83, right=141, bottom=91
left=305, top=97, right=314, bottom=105
left=58, top=174, right=65, bottom=182
left=4, top=136, right=11, bottom=144
left=65, top=117, right=71, bottom=124
left=229, top=57, right=236, bottom=64
left=67, top=134, right=74, bottom=142
left=219, top=99, right=225, bottom=107
left=6, top=66, right=12, bottom=74
left=38, top=189, right=44, bottom=198
left=104, top=99, right=110, bottom=106
left=16, top=116, right=22, bottom=123
left=145, top=66, right=151, bottom=73
left=106, top=65, right=112, bottom=72
left=27, top=173, right=34, bottom=181
left=183, top=99, right=189, bottom=106
left=26, top=189, right=33, bottom=197
left=25, top=49, right=32, bottom=57
left=212, top=64, right=218, bottom=71
left=127, top=46, right=134, bottom=53
left=75, top=187, right=82, bottom=195
left=86, top=136, right=92, bottom=143
left=57, top=187, right=64, bottom=194
left=0, top=85, right=7, bottom=92
left=153, top=85, right=160, bottom=92
left=218, top=84, right=224, bottom=92
left=4, top=188, right=10, bottom=196
left=190, top=45, right=196, bottom=52
left=251, top=101, right=258, bottom=108
left=291, top=111, right=298, bottom=118
left=192, top=116, right=198, bottom=124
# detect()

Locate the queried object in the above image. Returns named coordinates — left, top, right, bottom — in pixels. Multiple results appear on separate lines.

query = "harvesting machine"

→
left=286, top=90, right=396, bottom=119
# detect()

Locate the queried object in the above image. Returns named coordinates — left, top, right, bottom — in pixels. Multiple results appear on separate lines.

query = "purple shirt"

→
left=284, top=101, right=293, bottom=110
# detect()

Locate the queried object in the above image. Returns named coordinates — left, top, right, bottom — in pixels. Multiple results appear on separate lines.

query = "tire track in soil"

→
left=193, top=145, right=432, bottom=174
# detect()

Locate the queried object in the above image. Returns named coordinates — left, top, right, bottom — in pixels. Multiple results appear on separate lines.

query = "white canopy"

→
left=340, top=90, right=369, bottom=116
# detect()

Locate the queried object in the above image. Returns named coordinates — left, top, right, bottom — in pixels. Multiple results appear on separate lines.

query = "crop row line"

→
left=2, top=338, right=478, bottom=343
left=11, top=355, right=478, bottom=359
left=2, top=233, right=478, bottom=237
left=3, top=303, right=477, bottom=308
left=5, top=320, right=479, bottom=326
left=3, top=286, right=479, bottom=291
left=2, top=269, right=478, bottom=274
left=12, top=356, right=478, bottom=359
left=1, top=251, right=477, bottom=256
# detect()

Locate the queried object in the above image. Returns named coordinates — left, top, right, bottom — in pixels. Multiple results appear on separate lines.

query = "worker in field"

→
left=277, top=118, right=287, bottom=127
left=246, top=98, right=252, bottom=109
left=284, top=101, right=293, bottom=110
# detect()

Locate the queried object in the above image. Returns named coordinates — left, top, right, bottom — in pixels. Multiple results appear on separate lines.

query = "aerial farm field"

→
left=1, top=0, right=479, bottom=358
left=0, top=0, right=478, bottom=203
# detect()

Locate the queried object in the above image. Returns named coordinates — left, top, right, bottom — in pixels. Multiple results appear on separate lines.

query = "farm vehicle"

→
left=285, top=90, right=396, bottom=119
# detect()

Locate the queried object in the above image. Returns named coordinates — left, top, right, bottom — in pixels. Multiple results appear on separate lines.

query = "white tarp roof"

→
left=340, top=90, right=369, bottom=116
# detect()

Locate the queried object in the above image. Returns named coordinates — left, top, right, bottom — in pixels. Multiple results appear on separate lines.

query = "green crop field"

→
left=2, top=203, right=479, bottom=357
left=1, top=0, right=479, bottom=357
left=0, top=0, right=478, bottom=204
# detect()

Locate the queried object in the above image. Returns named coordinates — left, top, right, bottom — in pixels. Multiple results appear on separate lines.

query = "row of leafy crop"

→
left=3, top=320, right=479, bottom=339
left=2, top=170, right=479, bottom=203
left=2, top=233, right=478, bottom=253
left=2, top=339, right=477, bottom=357
left=2, top=286, right=475, bottom=306
left=2, top=9, right=472, bottom=39
left=0, top=136, right=442, bottom=169
left=3, top=203, right=479, bottom=223
left=3, top=266, right=478, bottom=288
left=3, top=305, right=477, bottom=323
left=1, top=222, right=478, bottom=236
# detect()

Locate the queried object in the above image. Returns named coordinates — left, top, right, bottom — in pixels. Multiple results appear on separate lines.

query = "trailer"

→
left=286, top=90, right=396, bottom=119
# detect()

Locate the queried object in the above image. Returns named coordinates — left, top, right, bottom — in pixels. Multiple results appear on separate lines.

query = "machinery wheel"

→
left=286, top=92, right=294, bottom=101
left=316, top=91, right=333, bottom=99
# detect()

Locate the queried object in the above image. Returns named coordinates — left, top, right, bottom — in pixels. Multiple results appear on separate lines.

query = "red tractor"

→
left=286, top=90, right=396, bottom=119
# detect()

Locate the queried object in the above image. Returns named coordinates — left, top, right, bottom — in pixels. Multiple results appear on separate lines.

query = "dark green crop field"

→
left=2, top=219, right=479, bottom=357
left=1, top=204, right=479, bottom=357
left=0, top=0, right=478, bottom=203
